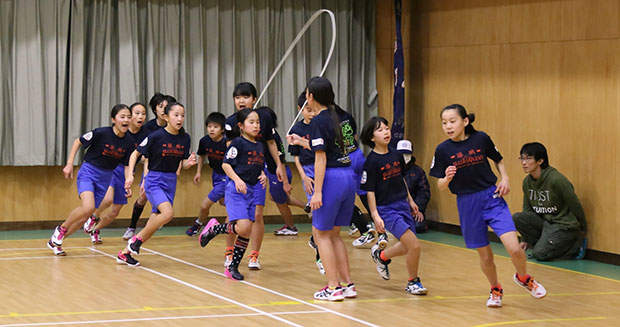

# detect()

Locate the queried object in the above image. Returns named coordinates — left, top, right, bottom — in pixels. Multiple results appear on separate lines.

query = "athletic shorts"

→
left=76, top=162, right=114, bottom=209
left=144, top=171, right=177, bottom=213
left=312, top=167, right=356, bottom=231
left=377, top=199, right=416, bottom=239
left=224, top=180, right=256, bottom=222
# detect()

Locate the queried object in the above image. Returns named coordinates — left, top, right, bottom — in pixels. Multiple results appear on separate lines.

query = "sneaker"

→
left=83, top=215, right=99, bottom=233
left=575, top=238, right=587, bottom=260
left=486, top=288, right=503, bottom=307
left=199, top=218, right=219, bottom=247
left=225, top=265, right=244, bottom=281
left=186, top=222, right=202, bottom=236
left=274, top=225, right=298, bottom=236
left=304, top=203, right=311, bottom=213
left=316, top=258, right=325, bottom=275
left=353, top=229, right=377, bottom=248
left=405, top=277, right=428, bottom=295
left=91, top=230, right=103, bottom=244
left=341, top=283, right=357, bottom=298
left=314, top=286, right=344, bottom=301
left=513, top=273, right=547, bottom=298
left=377, top=232, right=389, bottom=248
left=116, top=251, right=140, bottom=266
left=127, top=235, right=143, bottom=255
left=248, top=253, right=261, bottom=270
left=371, top=244, right=391, bottom=280
left=47, top=240, right=66, bottom=256
left=51, top=225, right=67, bottom=246
left=308, top=236, right=318, bottom=249
left=347, top=223, right=359, bottom=237
left=122, top=228, right=135, bottom=240
left=224, top=250, right=233, bottom=268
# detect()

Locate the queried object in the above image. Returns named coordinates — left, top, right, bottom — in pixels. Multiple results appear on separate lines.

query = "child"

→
left=83, top=103, right=150, bottom=243
left=48, top=104, right=135, bottom=255
left=288, top=76, right=357, bottom=301
left=199, top=108, right=267, bottom=281
left=123, top=93, right=177, bottom=240
left=360, top=116, right=428, bottom=295
left=186, top=112, right=228, bottom=236
left=430, top=104, right=546, bottom=307
left=397, top=140, right=430, bottom=233
left=117, top=102, right=196, bottom=266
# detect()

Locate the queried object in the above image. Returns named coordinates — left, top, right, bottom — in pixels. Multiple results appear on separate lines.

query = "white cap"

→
left=396, top=140, right=413, bottom=154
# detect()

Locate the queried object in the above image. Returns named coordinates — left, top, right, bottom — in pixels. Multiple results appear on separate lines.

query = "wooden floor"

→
left=1, top=230, right=619, bottom=326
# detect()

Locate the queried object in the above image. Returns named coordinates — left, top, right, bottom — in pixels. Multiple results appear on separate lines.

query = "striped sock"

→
left=231, top=236, right=249, bottom=268
left=212, top=223, right=235, bottom=235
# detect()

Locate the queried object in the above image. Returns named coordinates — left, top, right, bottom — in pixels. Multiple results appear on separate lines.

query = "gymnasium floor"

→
left=1, top=225, right=619, bottom=326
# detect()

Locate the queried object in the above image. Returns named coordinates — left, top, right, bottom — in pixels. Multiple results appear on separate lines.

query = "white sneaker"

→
left=314, top=286, right=344, bottom=301
left=90, top=230, right=103, bottom=244
left=51, top=225, right=67, bottom=246
left=248, top=253, right=261, bottom=270
left=47, top=240, right=66, bottom=256
left=347, top=224, right=359, bottom=237
left=405, top=278, right=428, bottom=295
left=83, top=215, right=99, bottom=233
left=273, top=225, right=298, bottom=236
left=122, top=228, right=135, bottom=240
left=371, top=244, right=390, bottom=280
left=353, top=229, right=377, bottom=248
left=224, top=251, right=233, bottom=268
left=316, top=258, right=326, bottom=275
left=341, top=283, right=357, bottom=298
left=486, top=288, right=503, bottom=307
left=513, top=274, right=547, bottom=298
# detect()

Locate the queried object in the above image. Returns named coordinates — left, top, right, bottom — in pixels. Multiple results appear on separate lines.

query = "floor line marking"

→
left=471, top=316, right=607, bottom=327
left=0, top=310, right=323, bottom=327
left=143, top=246, right=380, bottom=327
left=89, top=248, right=302, bottom=327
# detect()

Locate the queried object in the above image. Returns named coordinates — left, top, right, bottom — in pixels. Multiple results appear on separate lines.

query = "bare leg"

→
left=477, top=245, right=499, bottom=286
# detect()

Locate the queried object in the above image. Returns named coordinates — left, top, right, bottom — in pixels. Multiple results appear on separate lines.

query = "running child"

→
left=430, top=104, right=546, bottom=307
left=185, top=112, right=228, bottom=236
left=360, top=116, right=428, bottom=295
left=122, top=93, right=176, bottom=240
left=117, top=102, right=196, bottom=266
left=199, top=108, right=267, bottom=281
left=83, top=102, right=149, bottom=243
left=48, top=104, right=136, bottom=255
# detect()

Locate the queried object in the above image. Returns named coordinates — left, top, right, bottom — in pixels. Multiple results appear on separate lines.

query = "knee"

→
left=160, top=210, right=174, bottom=223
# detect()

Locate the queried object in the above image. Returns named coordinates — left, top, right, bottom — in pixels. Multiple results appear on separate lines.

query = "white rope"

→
left=250, top=9, right=337, bottom=136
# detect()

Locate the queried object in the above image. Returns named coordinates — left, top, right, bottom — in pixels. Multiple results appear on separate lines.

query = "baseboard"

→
left=0, top=215, right=312, bottom=231
left=426, top=220, right=620, bottom=266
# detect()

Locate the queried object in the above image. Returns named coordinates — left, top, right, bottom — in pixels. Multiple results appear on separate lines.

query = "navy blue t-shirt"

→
left=144, top=118, right=166, bottom=134
left=288, top=120, right=314, bottom=165
left=361, top=148, right=408, bottom=206
left=129, top=127, right=150, bottom=148
left=197, top=135, right=227, bottom=175
left=138, top=128, right=191, bottom=173
left=224, top=113, right=239, bottom=140
left=429, top=131, right=503, bottom=195
left=264, top=131, right=287, bottom=174
left=224, top=136, right=265, bottom=185
left=80, top=127, right=136, bottom=170
left=336, top=106, right=359, bottom=154
left=310, top=109, right=351, bottom=167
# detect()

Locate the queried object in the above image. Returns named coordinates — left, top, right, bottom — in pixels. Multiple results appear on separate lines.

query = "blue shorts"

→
left=76, top=162, right=114, bottom=209
left=312, top=167, right=356, bottom=231
left=349, top=148, right=367, bottom=196
left=144, top=171, right=177, bottom=213
left=377, top=200, right=416, bottom=239
left=224, top=180, right=256, bottom=222
left=110, top=164, right=127, bottom=205
left=302, top=164, right=314, bottom=202
left=265, top=166, right=293, bottom=205
left=456, top=186, right=516, bottom=248
left=251, top=180, right=266, bottom=206
left=208, top=171, right=228, bottom=203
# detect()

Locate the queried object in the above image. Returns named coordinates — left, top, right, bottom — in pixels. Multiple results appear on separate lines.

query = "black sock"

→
left=213, top=223, right=235, bottom=235
left=130, top=201, right=145, bottom=229
left=231, top=236, right=249, bottom=268
left=351, top=205, right=369, bottom=234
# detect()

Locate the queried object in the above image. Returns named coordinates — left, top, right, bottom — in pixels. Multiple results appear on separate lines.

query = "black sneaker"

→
left=225, top=265, right=244, bottom=281
left=186, top=222, right=201, bottom=236
left=304, top=203, right=311, bottom=213
left=116, top=251, right=140, bottom=266
left=199, top=218, right=219, bottom=247
left=127, top=235, right=143, bottom=255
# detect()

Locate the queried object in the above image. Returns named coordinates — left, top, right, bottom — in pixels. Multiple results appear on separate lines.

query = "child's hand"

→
left=258, top=172, right=267, bottom=188
left=373, top=215, right=385, bottom=234
left=496, top=178, right=510, bottom=197
left=125, top=187, right=132, bottom=198
left=124, top=175, right=134, bottom=190
left=414, top=211, right=424, bottom=222
left=310, top=191, right=323, bottom=210
left=186, top=152, right=197, bottom=167
left=303, top=176, right=314, bottom=195
left=193, top=173, right=201, bottom=185
left=62, top=164, right=74, bottom=179
left=409, top=199, right=419, bottom=215
left=140, top=180, right=146, bottom=198
left=445, top=165, right=457, bottom=180
left=235, top=179, right=248, bottom=195
left=286, top=134, right=301, bottom=145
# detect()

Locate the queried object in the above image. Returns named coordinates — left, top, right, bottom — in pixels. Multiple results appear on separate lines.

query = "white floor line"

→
left=0, top=310, right=323, bottom=327
left=89, top=248, right=302, bottom=327
left=0, top=247, right=91, bottom=251
left=143, top=247, right=380, bottom=327
left=0, top=254, right=104, bottom=261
